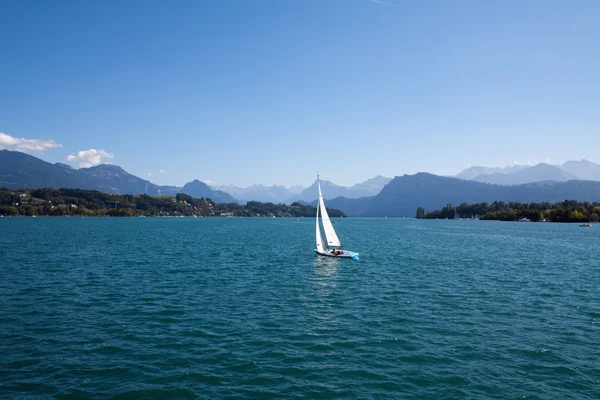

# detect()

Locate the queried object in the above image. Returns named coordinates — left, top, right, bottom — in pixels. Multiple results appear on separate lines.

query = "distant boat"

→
left=579, top=223, right=592, bottom=227
left=518, top=218, right=531, bottom=222
left=314, top=176, right=359, bottom=259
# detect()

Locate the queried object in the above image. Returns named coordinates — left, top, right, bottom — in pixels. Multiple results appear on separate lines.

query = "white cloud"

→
left=0, top=132, right=61, bottom=153
left=67, top=149, right=115, bottom=168
left=514, top=160, right=535, bottom=165
left=513, top=159, right=548, bottom=166
left=160, top=169, right=167, bottom=173
left=148, top=172, right=152, bottom=177
left=368, top=0, right=397, bottom=6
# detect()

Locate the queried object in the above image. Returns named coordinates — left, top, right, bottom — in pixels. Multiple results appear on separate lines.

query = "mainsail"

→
left=315, top=196, right=325, bottom=252
left=318, top=179, right=341, bottom=247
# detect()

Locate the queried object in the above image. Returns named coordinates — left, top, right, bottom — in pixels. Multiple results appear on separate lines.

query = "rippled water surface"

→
left=1, top=217, right=599, bottom=399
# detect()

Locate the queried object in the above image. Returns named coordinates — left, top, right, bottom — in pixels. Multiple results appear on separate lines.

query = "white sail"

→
left=316, top=196, right=325, bottom=252
left=318, top=179, right=341, bottom=247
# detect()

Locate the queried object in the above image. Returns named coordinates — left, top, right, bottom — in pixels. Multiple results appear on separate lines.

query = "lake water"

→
left=1, top=217, right=599, bottom=399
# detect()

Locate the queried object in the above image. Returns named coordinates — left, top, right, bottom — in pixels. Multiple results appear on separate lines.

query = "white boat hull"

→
left=315, top=249, right=360, bottom=259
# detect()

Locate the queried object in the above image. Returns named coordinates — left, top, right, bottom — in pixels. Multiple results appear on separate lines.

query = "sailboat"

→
left=314, top=176, right=359, bottom=259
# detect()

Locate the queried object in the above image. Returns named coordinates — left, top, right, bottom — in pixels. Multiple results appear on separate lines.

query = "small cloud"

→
left=160, top=169, right=167, bottom=173
left=513, top=160, right=520, bottom=165
left=368, top=0, right=397, bottom=6
left=0, top=132, right=61, bottom=153
left=204, top=179, right=213, bottom=185
left=147, top=172, right=152, bottom=177
left=67, top=149, right=115, bottom=168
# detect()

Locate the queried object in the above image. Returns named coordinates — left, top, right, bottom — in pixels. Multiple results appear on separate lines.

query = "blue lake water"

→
left=1, top=217, right=599, bottom=399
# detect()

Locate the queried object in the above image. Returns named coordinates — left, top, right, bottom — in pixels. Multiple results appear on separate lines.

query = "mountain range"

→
left=290, top=176, right=392, bottom=202
left=3, top=150, right=600, bottom=215
left=0, top=150, right=390, bottom=204
left=456, top=160, right=600, bottom=185
left=0, top=150, right=178, bottom=197
left=324, top=173, right=600, bottom=217
left=210, top=176, right=392, bottom=203
left=210, top=183, right=303, bottom=204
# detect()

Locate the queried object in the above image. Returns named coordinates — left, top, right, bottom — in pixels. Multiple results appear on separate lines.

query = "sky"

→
left=1, top=0, right=599, bottom=187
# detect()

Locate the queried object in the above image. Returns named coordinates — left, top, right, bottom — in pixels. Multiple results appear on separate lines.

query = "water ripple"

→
left=1, top=218, right=599, bottom=398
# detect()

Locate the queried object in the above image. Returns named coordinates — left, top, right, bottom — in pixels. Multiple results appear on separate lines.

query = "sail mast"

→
left=315, top=180, right=325, bottom=252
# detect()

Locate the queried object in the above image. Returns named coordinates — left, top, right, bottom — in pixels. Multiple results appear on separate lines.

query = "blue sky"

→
left=1, top=0, right=599, bottom=187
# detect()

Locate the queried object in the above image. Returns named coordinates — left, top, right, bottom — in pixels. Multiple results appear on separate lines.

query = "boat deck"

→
left=315, top=249, right=360, bottom=259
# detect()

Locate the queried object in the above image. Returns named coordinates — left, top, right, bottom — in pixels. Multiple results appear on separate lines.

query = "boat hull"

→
left=315, top=249, right=360, bottom=259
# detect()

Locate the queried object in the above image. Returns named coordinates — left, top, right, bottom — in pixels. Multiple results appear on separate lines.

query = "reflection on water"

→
left=311, top=256, right=340, bottom=302
left=312, top=255, right=340, bottom=278
left=309, top=255, right=341, bottom=328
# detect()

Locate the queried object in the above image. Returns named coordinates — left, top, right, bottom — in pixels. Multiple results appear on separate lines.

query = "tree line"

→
left=416, top=200, right=600, bottom=222
left=0, top=188, right=346, bottom=218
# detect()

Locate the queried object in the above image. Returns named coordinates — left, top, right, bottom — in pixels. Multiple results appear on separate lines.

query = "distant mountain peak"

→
left=565, top=158, right=592, bottom=164
left=456, top=164, right=529, bottom=180
left=78, top=164, right=127, bottom=177
left=54, top=162, right=73, bottom=169
left=0, top=150, right=177, bottom=196
left=85, top=164, right=123, bottom=171
left=455, top=160, right=600, bottom=185
left=470, top=163, right=578, bottom=185
left=289, top=176, right=392, bottom=203
left=533, top=162, right=553, bottom=168
left=560, top=159, right=600, bottom=181
left=356, top=175, right=392, bottom=185
left=180, top=179, right=237, bottom=203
